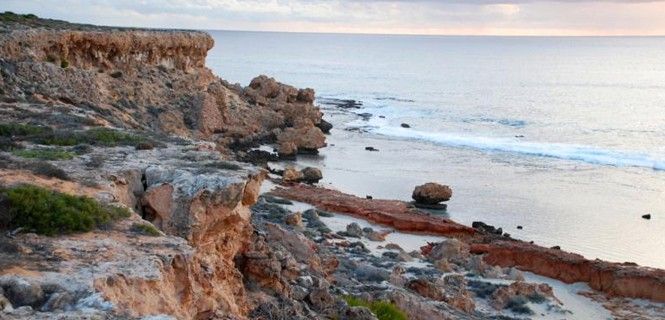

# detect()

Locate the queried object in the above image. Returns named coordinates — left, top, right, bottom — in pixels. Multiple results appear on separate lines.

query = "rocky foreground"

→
left=0, top=12, right=664, bottom=320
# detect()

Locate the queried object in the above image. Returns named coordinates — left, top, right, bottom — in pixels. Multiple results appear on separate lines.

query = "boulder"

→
left=316, top=119, right=333, bottom=134
left=285, top=212, right=303, bottom=227
left=342, top=306, right=378, bottom=320
left=0, top=277, right=44, bottom=308
left=412, top=183, right=452, bottom=204
left=301, top=167, right=323, bottom=184
left=345, top=223, right=363, bottom=238
left=427, top=239, right=469, bottom=262
left=282, top=166, right=304, bottom=183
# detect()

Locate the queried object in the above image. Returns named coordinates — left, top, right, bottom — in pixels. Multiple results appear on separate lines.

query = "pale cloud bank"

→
left=3, top=0, right=665, bottom=35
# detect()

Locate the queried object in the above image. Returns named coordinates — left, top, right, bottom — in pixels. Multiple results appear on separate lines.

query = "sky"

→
left=4, top=0, right=665, bottom=36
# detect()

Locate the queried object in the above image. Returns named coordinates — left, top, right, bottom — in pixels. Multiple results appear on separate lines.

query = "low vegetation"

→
left=0, top=185, right=131, bottom=236
left=12, top=148, right=75, bottom=160
left=343, top=296, right=407, bottom=320
left=131, top=223, right=161, bottom=236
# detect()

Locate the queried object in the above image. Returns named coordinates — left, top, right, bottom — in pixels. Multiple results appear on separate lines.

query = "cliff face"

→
left=0, top=30, right=213, bottom=72
left=0, top=14, right=324, bottom=319
left=0, top=19, right=327, bottom=156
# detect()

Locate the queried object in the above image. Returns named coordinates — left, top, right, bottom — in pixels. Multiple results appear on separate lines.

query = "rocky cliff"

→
left=0, top=13, right=327, bottom=319
left=0, top=13, right=327, bottom=157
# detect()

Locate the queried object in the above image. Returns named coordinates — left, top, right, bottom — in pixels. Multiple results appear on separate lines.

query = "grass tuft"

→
left=0, top=185, right=131, bottom=236
left=12, top=149, right=75, bottom=160
left=131, top=223, right=161, bottom=236
left=343, top=296, right=407, bottom=320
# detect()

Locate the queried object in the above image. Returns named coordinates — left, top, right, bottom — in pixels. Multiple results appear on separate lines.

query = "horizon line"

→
left=202, top=28, right=665, bottom=38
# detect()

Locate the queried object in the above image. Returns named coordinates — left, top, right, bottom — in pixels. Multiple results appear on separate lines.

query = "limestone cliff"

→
left=0, top=14, right=327, bottom=156
left=0, top=13, right=324, bottom=319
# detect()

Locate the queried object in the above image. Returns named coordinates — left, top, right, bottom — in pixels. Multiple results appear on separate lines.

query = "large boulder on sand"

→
left=412, top=183, right=452, bottom=204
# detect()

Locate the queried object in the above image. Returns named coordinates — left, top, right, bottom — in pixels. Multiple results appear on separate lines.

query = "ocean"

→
left=206, top=31, right=665, bottom=269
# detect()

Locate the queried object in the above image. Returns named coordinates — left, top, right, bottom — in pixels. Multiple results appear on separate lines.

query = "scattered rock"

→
left=366, top=195, right=373, bottom=199
left=301, top=167, right=323, bottom=184
left=285, top=212, right=303, bottom=227
left=400, top=123, right=411, bottom=128
left=282, top=166, right=304, bottom=182
left=642, top=214, right=651, bottom=220
left=471, top=221, right=503, bottom=235
left=345, top=223, right=363, bottom=238
left=365, top=146, right=379, bottom=152
left=317, top=119, right=333, bottom=134
left=0, top=277, right=44, bottom=308
left=342, top=306, right=378, bottom=320
left=412, top=183, right=452, bottom=204
left=517, top=225, right=523, bottom=230
left=384, top=243, right=404, bottom=252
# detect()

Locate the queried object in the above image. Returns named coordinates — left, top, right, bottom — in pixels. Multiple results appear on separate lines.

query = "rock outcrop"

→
left=0, top=17, right=328, bottom=155
left=270, top=185, right=476, bottom=238
left=412, top=182, right=452, bottom=204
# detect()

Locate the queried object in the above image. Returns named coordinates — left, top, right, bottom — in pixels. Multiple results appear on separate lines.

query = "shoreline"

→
left=268, top=183, right=665, bottom=303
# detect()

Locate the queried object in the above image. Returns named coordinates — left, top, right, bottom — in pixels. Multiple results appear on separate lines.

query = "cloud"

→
left=2, top=0, right=665, bottom=35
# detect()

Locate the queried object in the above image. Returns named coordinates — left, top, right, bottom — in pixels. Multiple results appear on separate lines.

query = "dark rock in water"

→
left=517, top=225, right=523, bottom=230
left=358, top=112, right=372, bottom=121
left=316, top=119, right=333, bottom=134
left=550, top=246, right=561, bottom=250
left=345, top=222, right=363, bottom=238
left=382, top=251, right=400, bottom=260
left=400, top=123, right=411, bottom=128
left=366, top=195, right=373, bottom=200
left=515, top=135, right=525, bottom=138
left=503, top=233, right=511, bottom=238
left=379, top=115, right=386, bottom=118
left=365, top=146, right=379, bottom=152
left=412, top=182, right=452, bottom=204
left=317, top=97, right=363, bottom=109
left=472, top=221, right=503, bottom=235
left=262, top=195, right=293, bottom=205
left=642, top=214, right=651, bottom=220
left=412, top=202, right=447, bottom=211
left=241, top=149, right=279, bottom=165
left=301, top=167, right=323, bottom=184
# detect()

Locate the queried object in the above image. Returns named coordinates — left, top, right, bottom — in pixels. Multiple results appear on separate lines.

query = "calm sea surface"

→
left=206, top=31, right=665, bottom=269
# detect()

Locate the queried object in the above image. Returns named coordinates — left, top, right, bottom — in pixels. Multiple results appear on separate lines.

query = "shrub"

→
left=0, top=123, right=50, bottom=137
left=0, top=137, right=22, bottom=151
left=12, top=149, right=75, bottom=160
left=343, top=296, right=407, bottom=320
left=131, top=223, right=161, bottom=236
left=0, top=185, right=131, bottom=236
left=34, top=128, right=152, bottom=148
left=60, top=59, right=69, bottom=69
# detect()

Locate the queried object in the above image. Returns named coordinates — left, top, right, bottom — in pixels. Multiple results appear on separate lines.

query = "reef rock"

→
left=412, top=183, right=453, bottom=204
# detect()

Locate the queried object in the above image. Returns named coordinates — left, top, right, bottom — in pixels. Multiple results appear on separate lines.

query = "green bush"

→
left=0, top=185, right=131, bottom=236
left=36, top=128, right=150, bottom=147
left=60, top=59, right=69, bottom=69
left=343, top=296, right=407, bottom=320
left=12, top=149, right=75, bottom=160
left=0, top=123, right=50, bottom=137
left=131, top=223, right=161, bottom=236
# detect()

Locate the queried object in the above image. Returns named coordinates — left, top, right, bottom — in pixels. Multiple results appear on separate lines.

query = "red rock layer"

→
left=271, top=185, right=665, bottom=303
left=270, top=185, right=476, bottom=239
left=470, top=241, right=665, bottom=302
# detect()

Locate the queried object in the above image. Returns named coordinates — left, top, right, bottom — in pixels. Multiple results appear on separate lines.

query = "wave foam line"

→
left=371, top=126, right=665, bottom=170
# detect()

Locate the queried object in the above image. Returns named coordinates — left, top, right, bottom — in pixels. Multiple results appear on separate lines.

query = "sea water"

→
left=206, top=31, right=665, bottom=269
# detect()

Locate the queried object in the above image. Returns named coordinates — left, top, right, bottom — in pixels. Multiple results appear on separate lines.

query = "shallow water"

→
left=207, top=31, right=665, bottom=269
left=273, top=197, right=612, bottom=319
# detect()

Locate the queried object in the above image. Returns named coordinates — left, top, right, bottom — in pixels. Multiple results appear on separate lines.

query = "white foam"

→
left=360, top=119, right=665, bottom=170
